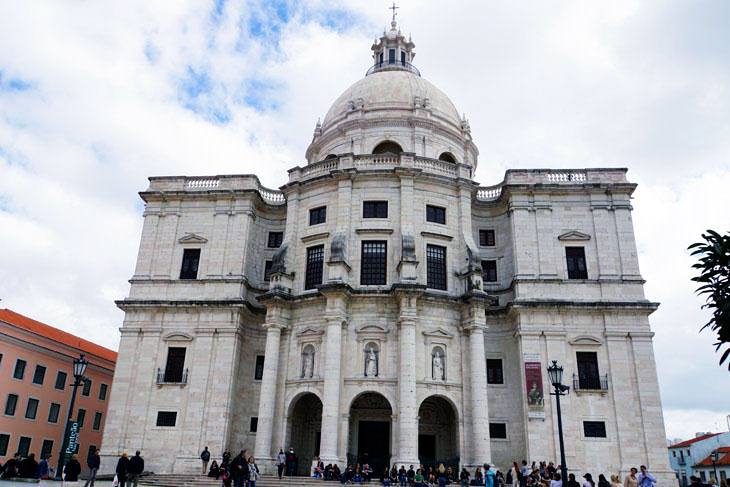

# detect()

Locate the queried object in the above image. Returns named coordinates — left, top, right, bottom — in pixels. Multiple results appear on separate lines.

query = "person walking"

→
left=64, top=454, right=82, bottom=482
left=127, top=450, right=144, bottom=487
left=276, top=449, right=286, bottom=479
left=247, top=456, right=260, bottom=487
left=115, top=452, right=130, bottom=487
left=84, top=448, right=101, bottom=486
left=623, top=468, right=638, bottom=487
left=231, top=450, right=249, bottom=487
left=285, top=448, right=297, bottom=477
left=637, top=466, right=655, bottom=487
left=200, top=446, right=210, bottom=474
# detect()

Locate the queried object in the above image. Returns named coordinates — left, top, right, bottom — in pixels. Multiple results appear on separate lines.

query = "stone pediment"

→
left=178, top=233, right=208, bottom=244
left=569, top=335, right=602, bottom=346
left=557, top=230, right=591, bottom=241
left=422, top=328, right=454, bottom=340
left=163, top=332, right=194, bottom=342
left=296, top=327, right=324, bottom=338
left=355, top=324, right=389, bottom=336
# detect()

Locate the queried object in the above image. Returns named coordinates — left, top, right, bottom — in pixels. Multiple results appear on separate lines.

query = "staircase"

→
left=139, top=474, right=337, bottom=487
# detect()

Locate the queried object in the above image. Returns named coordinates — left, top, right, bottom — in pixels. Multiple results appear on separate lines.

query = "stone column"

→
left=319, top=286, right=349, bottom=465
left=254, top=301, right=289, bottom=462
left=463, top=296, right=491, bottom=467
left=394, top=289, right=421, bottom=466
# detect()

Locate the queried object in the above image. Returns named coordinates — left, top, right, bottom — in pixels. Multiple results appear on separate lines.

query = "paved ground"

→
left=0, top=482, right=115, bottom=486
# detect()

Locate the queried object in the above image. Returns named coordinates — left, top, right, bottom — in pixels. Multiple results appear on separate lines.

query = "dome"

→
left=320, top=70, right=462, bottom=134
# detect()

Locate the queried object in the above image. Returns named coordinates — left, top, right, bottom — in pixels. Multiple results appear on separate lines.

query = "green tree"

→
left=689, top=230, right=730, bottom=369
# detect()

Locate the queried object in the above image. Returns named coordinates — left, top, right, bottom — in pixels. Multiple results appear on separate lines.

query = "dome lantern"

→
left=367, top=16, right=418, bottom=77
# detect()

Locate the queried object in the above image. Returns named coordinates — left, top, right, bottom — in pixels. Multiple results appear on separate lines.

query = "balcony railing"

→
left=157, top=368, right=189, bottom=385
left=572, top=373, right=609, bottom=392
left=365, top=60, right=421, bottom=77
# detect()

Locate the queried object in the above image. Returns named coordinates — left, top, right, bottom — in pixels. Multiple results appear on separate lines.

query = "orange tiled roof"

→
left=669, top=433, right=720, bottom=449
left=0, top=308, right=117, bottom=363
left=694, top=447, right=730, bottom=468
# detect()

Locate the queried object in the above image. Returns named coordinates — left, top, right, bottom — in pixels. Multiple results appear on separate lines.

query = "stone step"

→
left=139, top=474, right=338, bottom=487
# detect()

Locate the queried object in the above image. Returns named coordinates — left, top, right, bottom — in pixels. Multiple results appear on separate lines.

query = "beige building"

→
left=101, top=19, right=673, bottom=483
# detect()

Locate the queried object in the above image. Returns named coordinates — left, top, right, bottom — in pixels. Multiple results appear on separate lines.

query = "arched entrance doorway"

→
left=418, top=396, right=459, bottom=470
left=288, top=392, right=322, bottom=476
left=348, top=392, right=392, bottom=474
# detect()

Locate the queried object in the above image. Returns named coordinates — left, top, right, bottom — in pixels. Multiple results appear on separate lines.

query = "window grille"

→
left=361, top=241, right=387, bottom=285
left=426, top=244, right=447, bottom=290
left=305, top=245, right=325, bottom=290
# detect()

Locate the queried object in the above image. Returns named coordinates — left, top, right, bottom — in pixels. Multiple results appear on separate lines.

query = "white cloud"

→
left=0, top=0, right=728, bottom=440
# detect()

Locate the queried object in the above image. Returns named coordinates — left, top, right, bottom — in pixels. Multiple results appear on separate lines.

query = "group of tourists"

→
left=0, top=452, right=57, bottom=480
left=201, top=447, right=261, bottom=487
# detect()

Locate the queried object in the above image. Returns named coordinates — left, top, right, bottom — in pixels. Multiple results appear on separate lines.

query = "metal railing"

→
left=157, top=368, right=189, bottom=385
left=572, top=373, right=609, bottom=391
left=366, top=60, right=421, bottom=77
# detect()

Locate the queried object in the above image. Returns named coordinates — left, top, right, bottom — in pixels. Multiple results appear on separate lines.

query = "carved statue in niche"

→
left=364, top=345, right=378, bottom=377
left=301, top=346, right=314, bottom=378
left=271, top=243, right=288, bottom=274
left=432, top=348, right=445, bottom=381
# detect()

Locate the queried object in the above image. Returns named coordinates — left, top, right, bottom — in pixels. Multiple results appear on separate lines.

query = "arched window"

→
left=364, top=342, right=380, bottom=377
left=431, top=346, right=445, bottom=381
left=301, top=344, right=315, bottom=378
left=438, top=152, right=456, bottom=163
left=324, top=153, right=338, bottom=160
left=372, top=141, right=403, bottom=155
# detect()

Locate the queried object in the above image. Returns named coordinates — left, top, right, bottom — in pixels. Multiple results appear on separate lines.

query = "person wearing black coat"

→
left=1, top=453, right=20, bottom=478
left=64, top=455, right=82, bottom=482
left=18, top=453, right=39, bottom=479
left=128, top=451, right=145, bottom=487
left=230, top=451, right=249, bottom=487
left=116, top=452, right=130, bottom=486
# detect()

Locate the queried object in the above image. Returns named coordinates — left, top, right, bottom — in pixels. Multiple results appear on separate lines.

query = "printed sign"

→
left=524, top=361, right=544, bottom=408
left=63, top=421, right=80, bottom=462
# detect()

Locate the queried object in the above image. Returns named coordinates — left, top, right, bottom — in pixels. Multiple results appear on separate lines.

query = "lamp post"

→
left=711, top=450, right=720, bottom=483
left=547, top=360, right=570, bottom=484
left=55, top=353, right=88, bottom=480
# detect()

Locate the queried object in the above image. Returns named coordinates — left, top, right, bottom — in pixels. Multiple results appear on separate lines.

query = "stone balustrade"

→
left=145, top=175, right=286, bottom=205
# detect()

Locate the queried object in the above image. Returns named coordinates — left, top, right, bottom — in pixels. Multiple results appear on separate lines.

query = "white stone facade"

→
left=100, top=21, right=673, bottom=483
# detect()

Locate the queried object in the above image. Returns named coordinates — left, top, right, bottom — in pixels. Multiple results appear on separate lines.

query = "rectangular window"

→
left=32, top=365, right=46, bottom=385
left=583, top=421, right=607, bottom=438
left=164, top=347, right=186, bottom=383
left=267, top=231, right=283, bottom=248
left=13, top=359, right=26, bottom=380
left=482, top=260, right=498, bottom=282
left=48, top=403, right=61, bottom=423
left=701, top=472, right=706, bottom=482
left=389, top=48, right=395, bottom=64
left=426, top=244, right=447, bottom=290
left=400, top=51, right=406, bottom=66
left=180, top=248, right=201, bottom=280
left=426, top=205, right=446, bottom=224
left=486, top=359, right=504, bottom=385
left=5, top=393, right=18, bottom=416
left=305, top=245, right=325, bottom=290
left=41, top=439, right=54, bottom=460
left=77, top=408, right=86, bottom=428
left=0, top=433, right=9, bottom=456
left=156, top=411, right=177, bottom=427
left=82, top=378, right=92, bottom=396
left=489, top=423, right=507, bottom=439
left=55, top=371, right=67, bottom=390
left=264, top=260, right=273, bottom=281
left=576, top=351, right=601, bottom=389
left=566, top=246, right=588, bottom=279
left=25, top=398, right=39, bottom=420
left=18, top=436, right=31, bottom=457
left=250, top=417, right=258, bottom=433
left=363, top=201, right=388, bottom=218
left=93, top=412, right=103, bottom=431
left=361, top=241, right=387, bottom=285
left=99, top=383, right=108, bottom=401
left=254, top=355, right=265, bottom=381
left=309, top=206, right=326, bottom=225
left=479, top=229, right=496, bottom=247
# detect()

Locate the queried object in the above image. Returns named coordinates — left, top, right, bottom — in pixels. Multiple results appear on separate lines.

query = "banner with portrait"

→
left=524, top=361, right=544, bottom=408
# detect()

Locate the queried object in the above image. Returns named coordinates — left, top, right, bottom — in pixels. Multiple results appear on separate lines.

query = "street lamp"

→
left=547, top=360, right=570, bottom=485
left=55, top=353, right=88, bottom=480
left=711, top=450, right=720, bottom=483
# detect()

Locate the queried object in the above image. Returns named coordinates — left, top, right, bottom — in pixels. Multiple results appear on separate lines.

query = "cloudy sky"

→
left=0, top=0, right=728, bottom=441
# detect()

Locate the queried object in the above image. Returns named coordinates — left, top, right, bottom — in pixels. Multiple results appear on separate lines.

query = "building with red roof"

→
left=0, top=308, right=117, bottom=475
left=669, top=432, right=730, bottom=486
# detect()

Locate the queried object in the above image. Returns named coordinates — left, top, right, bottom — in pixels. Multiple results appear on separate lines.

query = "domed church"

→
left=101, top=16, right=673, bottom=483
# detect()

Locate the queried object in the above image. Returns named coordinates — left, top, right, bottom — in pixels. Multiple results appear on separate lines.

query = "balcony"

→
left=572, top=373, right=609, bottom=394
left=156, top=367, right=188, bottom=386
left=365, top=60, right=421, bottom=77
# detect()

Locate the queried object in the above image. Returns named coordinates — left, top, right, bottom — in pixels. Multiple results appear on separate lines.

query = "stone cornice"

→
left=116, top=298, right=266, bottom=315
